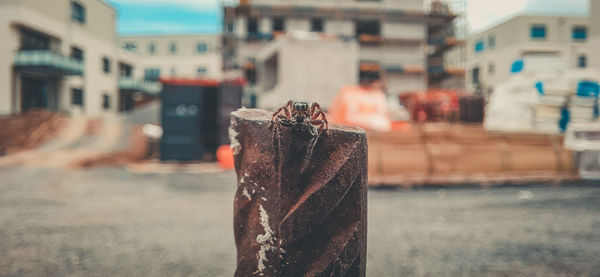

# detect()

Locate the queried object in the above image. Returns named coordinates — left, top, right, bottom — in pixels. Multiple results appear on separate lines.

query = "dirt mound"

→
left=73, top=126, right=149, bottom=168
left=0, top=110, right=67, bottom=155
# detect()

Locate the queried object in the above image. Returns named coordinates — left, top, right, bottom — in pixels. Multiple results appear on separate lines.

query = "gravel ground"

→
left=0, top=166, right=599, bottom=276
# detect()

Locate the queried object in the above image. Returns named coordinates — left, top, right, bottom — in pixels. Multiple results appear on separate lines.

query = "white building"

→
left=0, top=0, right=161, bottom=115
left=589, top=0, right=600, bottom=69
left=223, top=0, right=463, bottom=108
left=118, top=34, right=222, bottom=81
left=466, top=14, right=590, bottom=93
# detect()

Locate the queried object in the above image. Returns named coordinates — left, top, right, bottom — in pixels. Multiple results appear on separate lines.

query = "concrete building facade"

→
left=0, top=0, right=116, bottom=115
left=117, top=34, right=223, bottom=81
left=223, top=0, right=461, bottom=108
left=465, top=14, right=590, bottom=93
left=0, top=0, right=161, bottom=116
left=589, top=0, right=600, bottom=69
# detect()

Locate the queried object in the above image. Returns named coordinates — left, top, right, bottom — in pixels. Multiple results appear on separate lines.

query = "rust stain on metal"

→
left=231, top=108, right=368, bottom=276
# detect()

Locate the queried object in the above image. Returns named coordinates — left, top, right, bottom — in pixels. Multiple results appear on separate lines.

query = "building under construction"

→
left=223, top=0, right=466, bottom=108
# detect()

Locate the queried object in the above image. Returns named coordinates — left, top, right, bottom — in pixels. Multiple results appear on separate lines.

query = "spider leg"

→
left=271, top=106, right=286, bottom=121
left=269, top=101, right=294, bottom=129
left=310, top=102, right=322, bottom=115
left=311, top=119, right=327, bottom=132
left=271, top=101, right=293, bottom=121
left=311, top=110, right=329, bottom=130
left=284, top=101, right=292, bottom=118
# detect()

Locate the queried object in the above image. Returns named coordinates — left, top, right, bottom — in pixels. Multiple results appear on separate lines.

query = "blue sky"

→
left=106, top=0, right=588, bottom=35
left=106, top=0, right=222, bottom=34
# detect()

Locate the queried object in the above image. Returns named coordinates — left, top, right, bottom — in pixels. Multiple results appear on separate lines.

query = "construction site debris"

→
left=485, top=65, right=600, bottom=134
left=368, top=123, right=575, bottom=187
left=329, top=85, right=391, bottom=131
left=400, top=90, right=461, bottom=122
left=0, top=110, right=67, bottom=155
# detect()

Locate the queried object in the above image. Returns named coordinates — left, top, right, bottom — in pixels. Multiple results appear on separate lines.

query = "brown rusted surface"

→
left=230, top=108, right=368, bottom=277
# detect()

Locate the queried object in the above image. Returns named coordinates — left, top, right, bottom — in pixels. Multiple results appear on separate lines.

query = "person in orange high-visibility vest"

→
left=329, top=71, right=391, bottom=131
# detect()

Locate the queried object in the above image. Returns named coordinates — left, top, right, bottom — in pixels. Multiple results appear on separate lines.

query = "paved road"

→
left=0, top=166, right=599, bottom=276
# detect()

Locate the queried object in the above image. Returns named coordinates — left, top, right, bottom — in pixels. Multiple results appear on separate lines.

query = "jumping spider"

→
left=269, top=100, right=329, bottom=131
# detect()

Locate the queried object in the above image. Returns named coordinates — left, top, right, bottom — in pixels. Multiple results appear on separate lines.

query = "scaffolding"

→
left=425, top=0, right=467, bottom=89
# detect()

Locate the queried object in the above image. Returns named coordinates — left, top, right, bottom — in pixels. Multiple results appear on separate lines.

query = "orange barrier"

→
left=329, top=85, right=391, bottom=131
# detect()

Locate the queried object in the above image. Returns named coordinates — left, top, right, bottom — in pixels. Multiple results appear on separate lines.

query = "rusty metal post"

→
left=230, top=108, right=368, bottom=276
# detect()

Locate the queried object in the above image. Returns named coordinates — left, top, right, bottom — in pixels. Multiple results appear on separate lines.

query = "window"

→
left=572, top=26, right=587, bottom=41
left=71, top=47, right=84, bottom=61
left=148, top=43, right=156, bottom=54
left=355, top=20, right=380, bottom=36
left=144, top=68, right=160, bottom=81
left=578, top=55, right=587, bottom=68
left=311, top=18, right=324, bottom=33
left=247, top=17, right=258, bottom=40
left=488, top=35, right=495, bottom=49
left=474, top=40, right=484, bottom=53
left=102, top=94, right=110, bottom=110
left=71, top=88, right=84, bottom=106
left=472, top=67, right=480, bottom=84
left=273, top=17, right=285, bottom=32
left=244, top=62, right=256, bottom=85
left=119, top=63, right=132, bottom=78
left=170, top=43, right=177, bottom=54
left=531, top=25, right=546, bottom=39
left=20, top=28, right=50, bottom=51
left=197, top=43, right=207, bottom=53
left=197, top=67, right=207, bottom=76
left=123, top=42, right=137, bottom=51
left=488, top=63, right=495, bottom=75
left=71, top=1, right=85, bottom=24
left=102, top=57, right=110, bottom=73
left=355, top=20, right=381, bottom=45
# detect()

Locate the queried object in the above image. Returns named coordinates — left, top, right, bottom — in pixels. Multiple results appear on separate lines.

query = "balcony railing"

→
left=14, top=50, right=83, bottom=75
left=118, top=78, right=162, bottom=94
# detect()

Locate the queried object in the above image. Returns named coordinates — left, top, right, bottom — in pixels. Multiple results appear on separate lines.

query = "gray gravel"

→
left=0, top=166, right=599, bottom=276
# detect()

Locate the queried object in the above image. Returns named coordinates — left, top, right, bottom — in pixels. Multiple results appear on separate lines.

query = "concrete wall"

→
left=257, top=38, right=359, bottom=109
left=360, top=45, right=425, bottom=66
left=381, top=22, right=425, bottom=40
left=324, top=20, right=354, bottom=37
left=286, top=18, right=310, bottom=33
left=0, top=6, right=18, bottom=114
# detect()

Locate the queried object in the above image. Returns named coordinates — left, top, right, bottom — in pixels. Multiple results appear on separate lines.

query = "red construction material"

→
left=400, top=89, right=462, bottom=122
left=216, top=145, right=235, bottom=169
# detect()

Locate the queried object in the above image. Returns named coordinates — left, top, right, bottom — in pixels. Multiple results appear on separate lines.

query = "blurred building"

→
left=223, top=0, right=465, bottom=109
left=117, top=34, right=223, bottom=80
left=0, top=0, right=160, bottom=116
left=589, top=0, right=600, bottom=69
left=465, top=14, right=590, bottom=93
